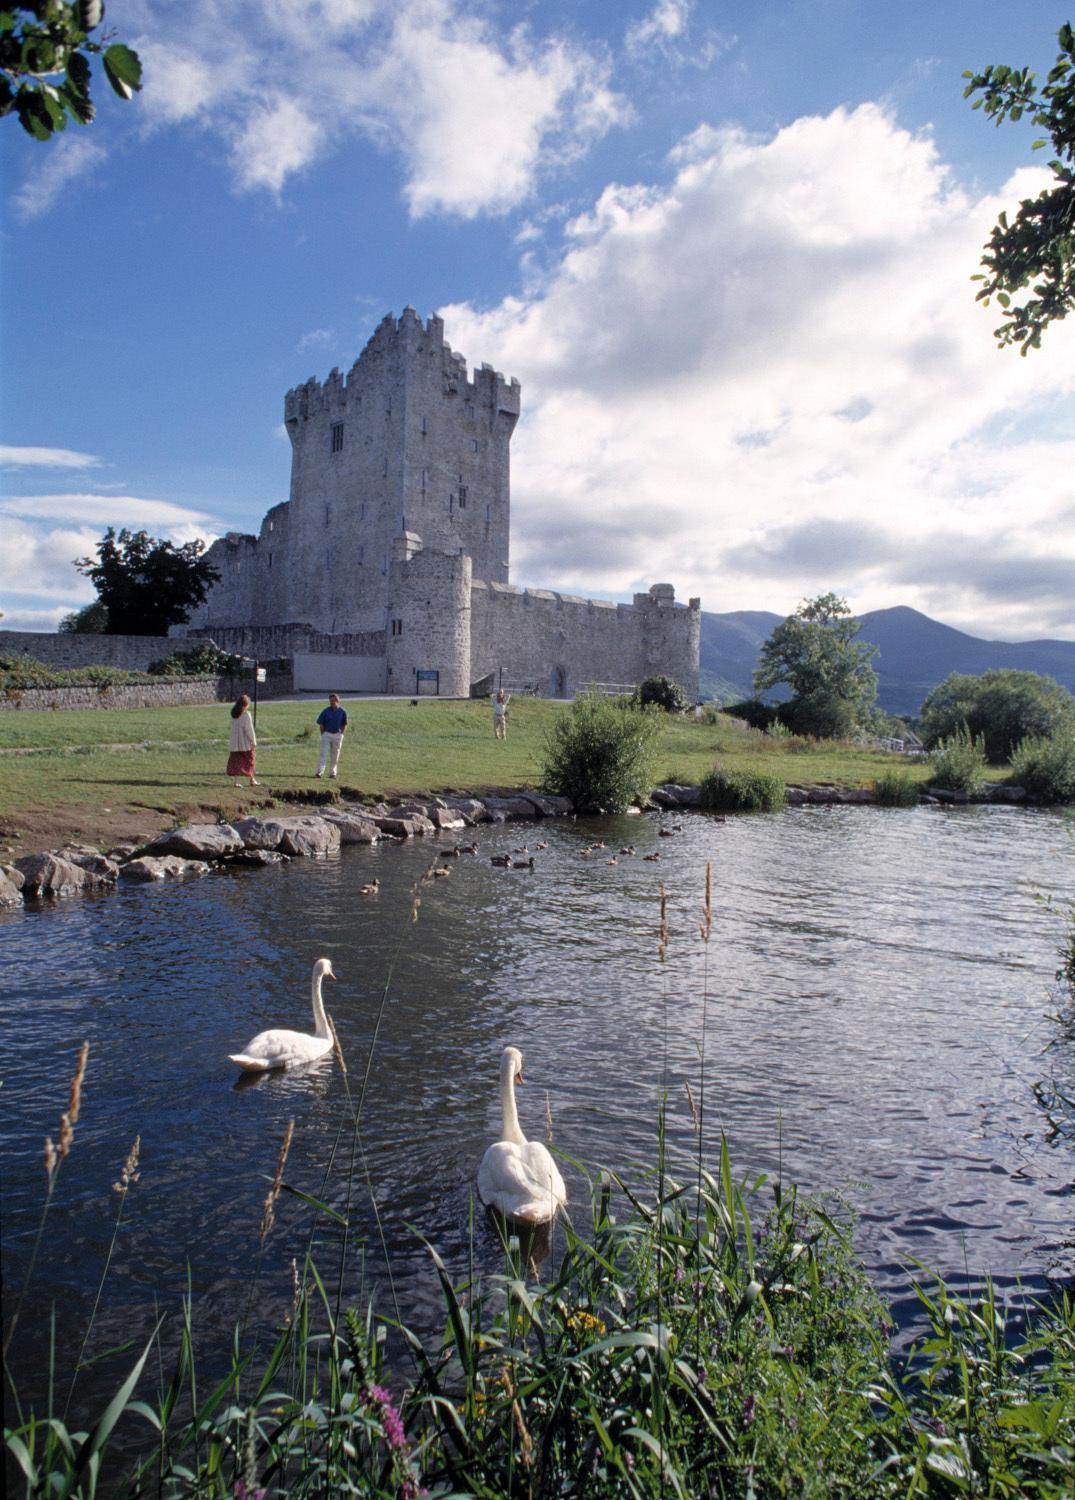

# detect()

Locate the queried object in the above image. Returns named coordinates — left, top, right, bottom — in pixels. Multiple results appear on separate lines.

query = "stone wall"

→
left=3, top=677, right=234, bottom=712
left=468, top=582, right=700, bottom=698
left=0, top=630, right=220, bottom=672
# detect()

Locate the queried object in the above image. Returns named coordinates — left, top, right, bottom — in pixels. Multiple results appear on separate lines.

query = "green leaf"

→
left=58, top=1322, right=162, bottom=1500
left=16, top=88, right=54, bottom=139
left=102, top=44, right=141, bottom=99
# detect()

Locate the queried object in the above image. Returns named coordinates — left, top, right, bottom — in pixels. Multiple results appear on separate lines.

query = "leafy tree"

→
left=920, top=668, right=1075, bottom=760
left=754, top=594, right=878, bottom=738
left=1, top=2, right=142, bottom=140
left=634, top=675, right=688, bottom=714
left=58, top=598, right=108, bottom=632
left=75, top=527, right=219, bottom=636
left=964, top=22, right=1075, bottom=352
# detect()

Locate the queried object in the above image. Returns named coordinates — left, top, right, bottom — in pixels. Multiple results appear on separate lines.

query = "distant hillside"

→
left=699, top=605, right=1075, bottom=716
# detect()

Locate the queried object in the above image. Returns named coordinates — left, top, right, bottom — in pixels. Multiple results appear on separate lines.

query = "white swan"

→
left=228, top=958, right=336, bottom=1071
left=478, top=1046, right=567, bottom=1223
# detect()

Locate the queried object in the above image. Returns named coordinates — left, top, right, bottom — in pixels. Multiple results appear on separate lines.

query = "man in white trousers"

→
left=315, top=692, right=348, bottom=778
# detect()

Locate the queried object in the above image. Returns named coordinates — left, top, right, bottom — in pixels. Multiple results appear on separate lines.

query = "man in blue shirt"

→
left=315, top=693, right=348, bottom=779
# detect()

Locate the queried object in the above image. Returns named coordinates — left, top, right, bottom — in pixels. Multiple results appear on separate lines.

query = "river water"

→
left=2, top=803, right=1073, bottom=1423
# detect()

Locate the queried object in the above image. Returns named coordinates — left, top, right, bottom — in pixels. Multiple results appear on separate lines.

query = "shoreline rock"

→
left=0, top=779, right=1053, bottom=911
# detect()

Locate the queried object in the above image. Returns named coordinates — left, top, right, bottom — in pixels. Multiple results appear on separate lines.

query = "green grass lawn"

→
left=0, top=696, right=1001, bottom=850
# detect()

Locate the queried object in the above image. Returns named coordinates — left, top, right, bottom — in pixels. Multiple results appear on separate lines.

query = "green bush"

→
left=700, top=766, right=785, bottom=811
left=542, top=691, right=661, bottom=811
left=872, top=769, right=922, bottom=806
left=723, top=697, right=780, bottom=730
left=0, top=655, right=151, bottom=690
left=634, top=674, right=688, bottom=714
left=1008, top=733, right=1075, bottom=804
left=929, top=727, right=987, bottom=792
left=147, top=643, right=244, bottom=677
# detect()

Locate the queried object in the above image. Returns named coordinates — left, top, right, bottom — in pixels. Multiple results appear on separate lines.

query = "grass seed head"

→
left=260, top=1118, right=295, bottom=1242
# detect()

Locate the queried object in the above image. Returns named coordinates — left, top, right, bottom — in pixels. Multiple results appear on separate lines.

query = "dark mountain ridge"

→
left=700, top=604, right=1075, bottom=716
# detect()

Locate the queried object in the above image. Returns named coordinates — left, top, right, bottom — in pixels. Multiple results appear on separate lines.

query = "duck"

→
left=478, top=1046, right=567, bottom=1224
left=360, top=879, right=380, bottom=896
left=461, top=842, right=480, bottom=855
left=228, top=958, right=336, bottom=1071
left=491, top=853, right=511, bottom=867
left=512, top=845, right=528, bottom=855
left=658, top=828, right=675, bottom=838
left=606, top=857, right=618, bottom=865
left=432, top=865, right=450, bottom=878
left=441, top=847, right=462, bottom=859
left=513, top=856, right=535, bottom=870
left=534, top=841, right=549, bottom=851
left=619, top=846, right=636, bottom=856
left=643, top=852, right=661, bottom=862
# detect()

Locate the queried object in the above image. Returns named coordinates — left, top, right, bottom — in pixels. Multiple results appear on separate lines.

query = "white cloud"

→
left=0, top=605, right=75, bottom=633
left=0, top=446, right=102, bottom=469
left=0, top=494, right=217, bottom=528
left=440, top=106, right=1075, bottom=639
left=626, top=0, right=692, bottom=52
left=10, top=137, right=107, bottom=222
left=0, top=519, right=100, bottom=602
left=0, top=490, right=221, bottom=617
left=117, top=0, right=626, bottom=217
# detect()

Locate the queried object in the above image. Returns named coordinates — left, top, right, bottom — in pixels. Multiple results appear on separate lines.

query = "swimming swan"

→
left=228, top=958, right=336, bottom=1071
left=478, top=1046, right=566, bottom=1223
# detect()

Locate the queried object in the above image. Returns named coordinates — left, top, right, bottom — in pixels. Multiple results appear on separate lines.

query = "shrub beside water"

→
left=1008, top=733, right=1075, bottom=804
left=542, top=690, right=661, bottom=811
left=928, top=727, right=987, bottom=792
left=872, top=769, right=922, bottom=806
left=699, top=766, right=785, bottom=812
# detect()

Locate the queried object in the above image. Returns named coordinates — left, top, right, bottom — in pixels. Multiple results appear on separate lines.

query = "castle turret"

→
left=386, top=534, right=472, bottom=697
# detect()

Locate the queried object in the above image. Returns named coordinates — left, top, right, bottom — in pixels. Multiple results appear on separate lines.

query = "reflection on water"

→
left=1, top=804, right=1073, bottom=1420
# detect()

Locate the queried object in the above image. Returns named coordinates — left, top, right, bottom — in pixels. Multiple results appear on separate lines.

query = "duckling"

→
left=619, top=846, right=636, bottom=856
left=513, top=856, right=535, bottom=870
left=643, top=852, right=661, bottom=862
left=432, top=866, right=450, bottom=878
left=360, top=879, right=380, bottom=896
left=592, top=840, right=606, bottom=849
left=606, top=857, right=618, bottom=865
left=491, top=853, right=512, bottom=867
left=534, top=841, right=549, bottom=851
left=512, top=845, right=528, bottom=855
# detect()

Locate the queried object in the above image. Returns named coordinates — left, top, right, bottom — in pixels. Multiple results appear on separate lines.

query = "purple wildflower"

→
left=741, top=1393, right=756, bottom=1425
left=234, top=1484, right=266, bottom=1500
left=674, top=1264, right=685, bottom=1284
left=368, top=1385, right=408, bottom=1452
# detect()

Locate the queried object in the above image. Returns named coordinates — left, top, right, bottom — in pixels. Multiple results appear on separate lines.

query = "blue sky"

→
left=2, top=0, right=1073, bottom=640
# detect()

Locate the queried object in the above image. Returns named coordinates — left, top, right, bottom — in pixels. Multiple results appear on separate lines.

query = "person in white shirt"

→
left=227, top=695, right=259, bottom=787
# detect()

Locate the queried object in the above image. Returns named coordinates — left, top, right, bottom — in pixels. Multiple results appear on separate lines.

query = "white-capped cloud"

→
left=0, top=605, right=76, bottom=633
left=10, top=137, right=107, bottom=223
left=109, top=0, right=626, bottom=218
left=0, top=445, right=102, bottom=469
left=440, top=104, right=1075, bottom=640
left=0, top=519, right=101, bottom=602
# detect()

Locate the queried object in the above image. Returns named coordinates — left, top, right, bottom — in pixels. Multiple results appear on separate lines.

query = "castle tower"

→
left=282, top=308, right=519, bottom=634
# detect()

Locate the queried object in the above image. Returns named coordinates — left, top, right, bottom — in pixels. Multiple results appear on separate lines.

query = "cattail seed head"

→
left=57, top=1112, right=73, bottom=1161
left=328, top=1014, right=347, bottom=1075
left=112, top=1135, right=141, bottom=1194
left=68, top=1042, right=89, bottom=1125
left=260, top=1119, right=295, bottom=1242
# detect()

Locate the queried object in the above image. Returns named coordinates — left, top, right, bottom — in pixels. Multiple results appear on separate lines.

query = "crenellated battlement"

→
left=283, top=308, right=520, bottom=423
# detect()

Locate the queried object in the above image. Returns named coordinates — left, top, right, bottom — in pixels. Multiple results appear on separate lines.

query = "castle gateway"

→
left=179, top=308, right=700, bottom=698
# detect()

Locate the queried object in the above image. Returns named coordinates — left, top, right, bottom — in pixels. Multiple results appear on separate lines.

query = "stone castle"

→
left=179, top=308, right=700, bottom=698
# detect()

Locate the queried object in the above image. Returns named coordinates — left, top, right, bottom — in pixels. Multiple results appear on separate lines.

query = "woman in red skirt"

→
left=227, top=694, right=259, bottom=787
